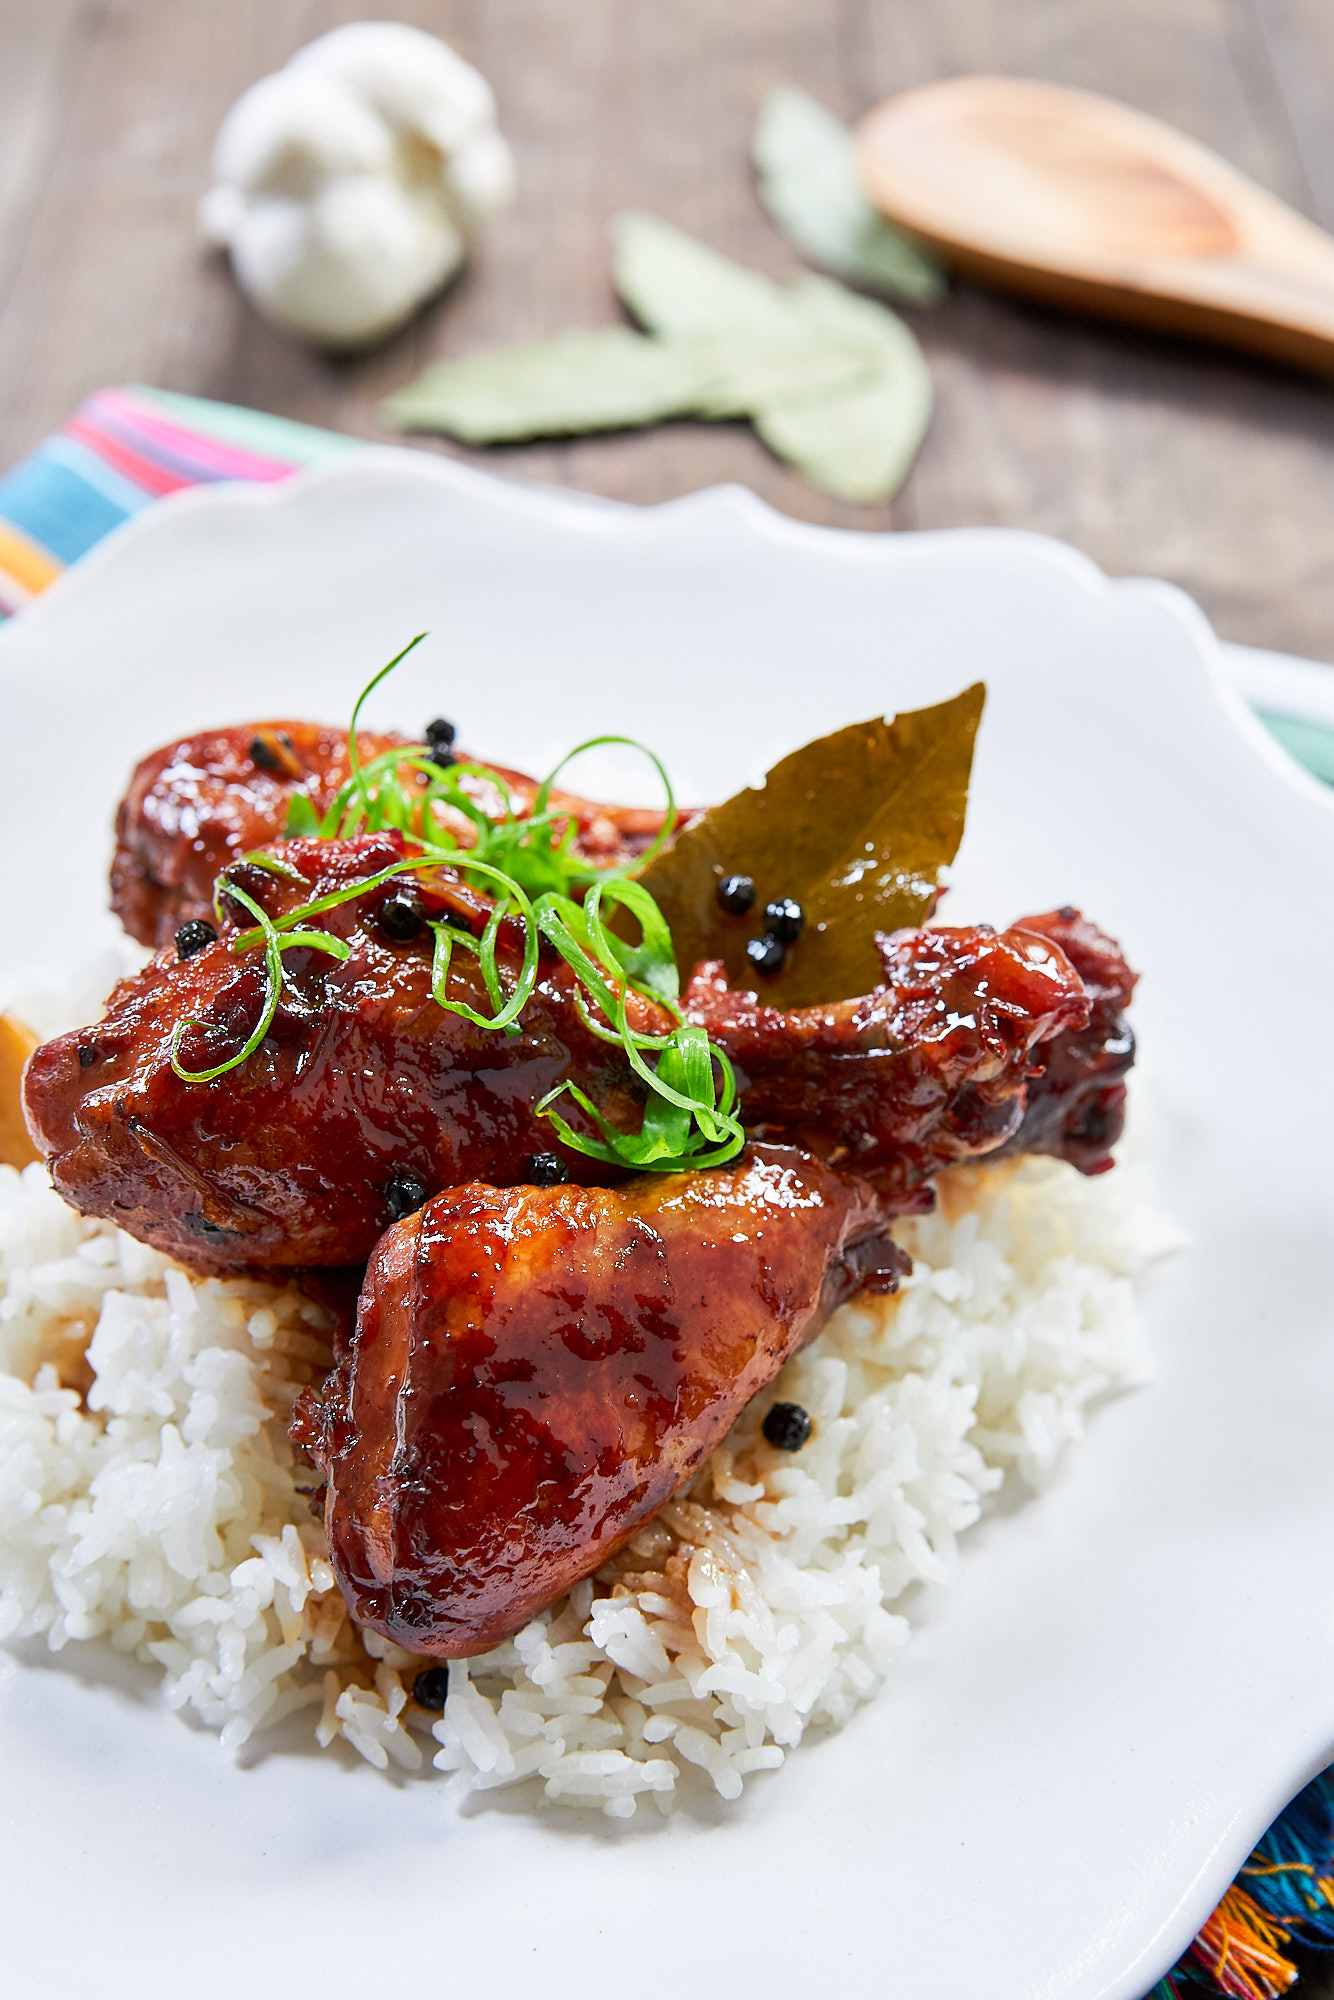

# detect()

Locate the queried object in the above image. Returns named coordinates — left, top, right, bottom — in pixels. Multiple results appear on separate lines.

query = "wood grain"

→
left=3, top=0, right=1334, bottom=659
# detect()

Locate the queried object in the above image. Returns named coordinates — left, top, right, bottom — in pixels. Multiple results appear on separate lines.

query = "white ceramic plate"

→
left=2, top=453, right=1332, bottom=2000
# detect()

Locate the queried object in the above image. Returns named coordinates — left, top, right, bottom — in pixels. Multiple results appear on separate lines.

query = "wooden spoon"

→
left=858, top=76, right=1334, bottom=373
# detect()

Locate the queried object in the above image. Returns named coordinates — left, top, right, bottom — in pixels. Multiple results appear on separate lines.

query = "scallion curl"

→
left=169, top=881, right=349, bottom=1084
left=187, top=644, right=743, bottom=1172
left=345, top=633, right=428, bottom=829
left=530, top=735, right=678, bottom=881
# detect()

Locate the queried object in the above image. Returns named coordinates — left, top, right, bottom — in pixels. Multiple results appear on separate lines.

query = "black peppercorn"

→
left=385, top=1169, right=428, bottom=1222
left=175, top=918, right=218, bottom=961
left=249, top=735, right=281, bottom=771
left=716, top=874, right=756, bottom=916
left=1057, top=905, right=1079, bottom=923
left=745, top=934, right=786, bottom=977
left=412, top=1664, right=450, bottom=1710
left=425, top=718, right=457, bottom=769
left=379, top=890, right=425, bottom=942
left=764, top=897, right=804, bottom=943
left=527, top=1151, right=570, bottom=1186
left=762, top=1402, right=812, bottom=1451
left=78, top=1044, right=98, bottom=1069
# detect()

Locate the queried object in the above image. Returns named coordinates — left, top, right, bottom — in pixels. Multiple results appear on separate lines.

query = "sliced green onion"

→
left=583, top=877, right=680, bottom=1005
left=345, top=634, right=428, bottom=827
left=531, top=735, right=677, bottom=879
left=420, top=864, right=539, bottom=1033
left=181, top=643, right=743, bottom=1174
left=170, top=883, right=347, bottom=1085
left=533, top=894, right=622, bottom=1026
left=284, top=791, right=321, bottom=837
left=236, top=849, right=307, bottom=884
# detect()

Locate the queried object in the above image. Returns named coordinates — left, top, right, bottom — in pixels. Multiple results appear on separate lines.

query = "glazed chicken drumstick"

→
left=111, top=721, right=682, bottom=948
left=294, top=1145, right=905, bottom=1655
left=22, top=833, right=1116, bottom=1271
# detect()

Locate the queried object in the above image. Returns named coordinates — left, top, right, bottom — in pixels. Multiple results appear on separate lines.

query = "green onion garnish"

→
left=168, top=880, right=349, bottom=1084
left=173, top=643, right=743, bottom=1175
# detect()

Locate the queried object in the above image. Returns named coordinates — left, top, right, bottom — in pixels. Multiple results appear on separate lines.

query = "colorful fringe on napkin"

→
left=0, top=384, right=1332, bottom=2000
left=1149, top=1773, right=1334, bottom=1997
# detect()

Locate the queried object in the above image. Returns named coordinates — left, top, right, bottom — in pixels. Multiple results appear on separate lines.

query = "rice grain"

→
left=0, top=1133, right=1181, bottom=1816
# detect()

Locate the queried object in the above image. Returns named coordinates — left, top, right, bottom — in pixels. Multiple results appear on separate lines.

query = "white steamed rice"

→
left=0, top=1077, right=1182, bottom=1817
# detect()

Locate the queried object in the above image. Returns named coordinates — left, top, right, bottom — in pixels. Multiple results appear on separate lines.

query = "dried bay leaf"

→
left=385, top=215, right=935, bottom=502
left=785, top=268, right=929, bottom=353
left=689, top=332, right=875, bottom=420
left=381, top=327, right=708, bottom=441
left=753, top=376, right=927, bottom=505
left=612, top=213, right=804, bottom=340
left=611, top=220, right=934, bottom=497
left=637, top=684, right=985, bottom=1009
left=384, top=324, right=877, bottom=444
left=751, top=274, right=933, bottom=501
left=754, top=88, right=947, bottom=307
left=612, top=212, right=902, bottom=367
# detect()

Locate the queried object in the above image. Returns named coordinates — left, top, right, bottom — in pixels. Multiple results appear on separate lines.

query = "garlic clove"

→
left=198, top=183, right=245, bottom=251
left=291, top=22, right=501, bottom=146
left=213, top=69, right=393, bottom=202
left=448, top=131, right=519, bottom=229
left=202, top=21, right=512, bottom=349
left=229, top=177, right=464, bottom=350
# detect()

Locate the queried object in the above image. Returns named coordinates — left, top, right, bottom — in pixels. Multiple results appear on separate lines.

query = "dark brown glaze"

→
left=111, top=722, right=405, bottom=948
left=27, top=834, right=647, bottom=1270
left=110, top=720, right=684, bottom=948
left=23, top=836, right=1103, bottom=1273
left=683, top=922, right=1095, bottom=1209
left=994, top=908, right=1137, bottom=1175
left=296, top=1146, right=905, bottom=1655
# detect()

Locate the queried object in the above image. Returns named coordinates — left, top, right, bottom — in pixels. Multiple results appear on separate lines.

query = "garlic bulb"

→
left=200, top=23, right=515, bottom=350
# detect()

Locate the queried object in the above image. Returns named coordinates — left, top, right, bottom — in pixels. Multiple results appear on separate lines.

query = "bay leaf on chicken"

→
left=637, top=683, right=985, bottom=1008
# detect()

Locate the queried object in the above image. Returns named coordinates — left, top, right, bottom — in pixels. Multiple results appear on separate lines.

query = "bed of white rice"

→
left=0, top=1066, right=1182, bottom=1817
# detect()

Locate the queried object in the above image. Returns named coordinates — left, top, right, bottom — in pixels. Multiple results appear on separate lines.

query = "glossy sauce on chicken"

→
left=296, top=1146, right=904, bottom=1655
left=21, top=706, right=1142, bottom=1661
left=994, top=907, right=1136, bottom=1172
left=23, top=832, right=1112, bottom=1270
left=111, top=721, right=681, bottom=947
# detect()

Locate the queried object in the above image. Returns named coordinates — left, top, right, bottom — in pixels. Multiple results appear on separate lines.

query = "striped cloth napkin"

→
left=0, top=385, right=355, bottom=617
left=1, top=386, right=1332, bottom=2000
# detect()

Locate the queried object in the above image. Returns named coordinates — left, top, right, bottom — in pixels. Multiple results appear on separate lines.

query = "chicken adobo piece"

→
left=112, top=720, right=682, bottom=948
left=24, top=830, right=1114, bottom=1270
left=21, top=692, right=1140, bottom=1660
left=994, top=907, right=1136, bottom=1174
left=294, top=1146, right=906, bottom=1656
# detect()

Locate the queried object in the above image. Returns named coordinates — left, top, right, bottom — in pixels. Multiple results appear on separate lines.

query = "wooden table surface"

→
left=5, top=0, right=1334, bottom=662
left=3, top=4, right=1334, bottom=1992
